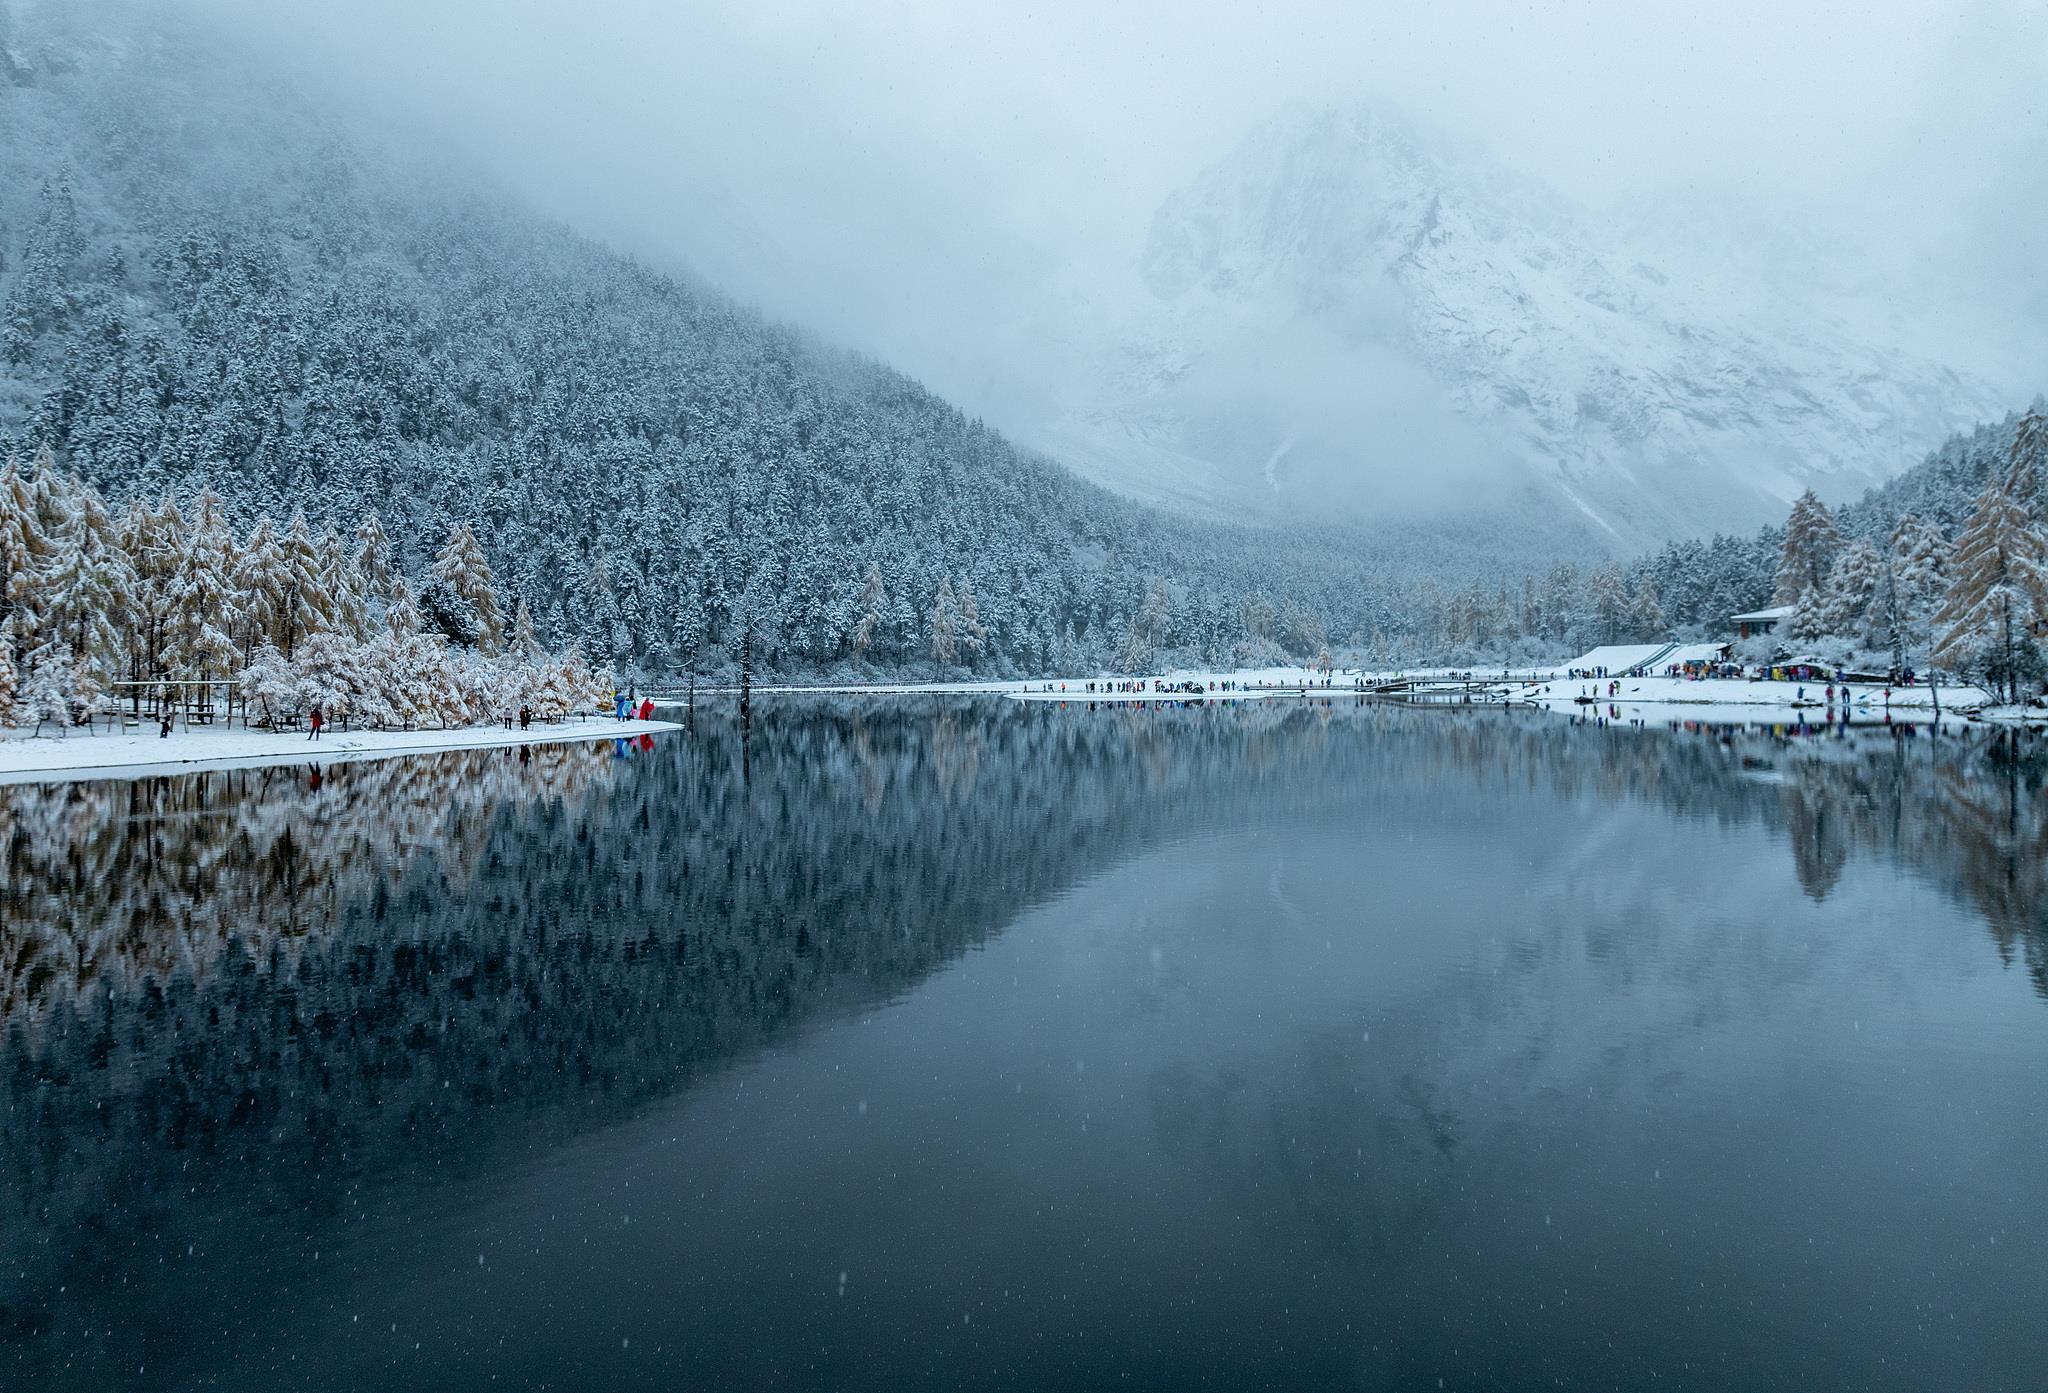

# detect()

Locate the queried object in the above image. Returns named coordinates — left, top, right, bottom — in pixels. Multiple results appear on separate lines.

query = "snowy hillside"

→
left=0, top=2, right=1425, bottom=675
left=1044, top=105, right=2005, bottom=549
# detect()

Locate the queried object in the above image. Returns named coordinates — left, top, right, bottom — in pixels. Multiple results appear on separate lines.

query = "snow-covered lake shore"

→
left=0, top=717, right=682, bottom=785
left=667, top=667, right=1992, bottom=713
left=1520, top=675, right=1984, bottom=711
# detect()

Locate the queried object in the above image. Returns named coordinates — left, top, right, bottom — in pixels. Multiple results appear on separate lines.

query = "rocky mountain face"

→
left=1040, top=105, right=2005, bottom=551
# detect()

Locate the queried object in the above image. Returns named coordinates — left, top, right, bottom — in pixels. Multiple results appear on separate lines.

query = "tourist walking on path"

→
left=308, top=705, right=324, bottom=741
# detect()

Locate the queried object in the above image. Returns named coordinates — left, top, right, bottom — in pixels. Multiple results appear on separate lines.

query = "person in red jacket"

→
left=638, top=696, right=654, bottom=721
left=308, top=705, right=324, bottom=741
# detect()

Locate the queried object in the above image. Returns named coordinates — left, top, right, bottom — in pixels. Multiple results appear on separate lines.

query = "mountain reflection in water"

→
left=0, top=699, right=2043, bottom=1391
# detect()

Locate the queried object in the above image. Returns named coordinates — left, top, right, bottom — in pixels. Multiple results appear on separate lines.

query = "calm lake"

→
left=3, top=698, right=2045, bottom=1391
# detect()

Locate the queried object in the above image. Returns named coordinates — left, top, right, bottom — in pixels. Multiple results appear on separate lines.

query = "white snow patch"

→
left=0, top=718, right=681, bottom=786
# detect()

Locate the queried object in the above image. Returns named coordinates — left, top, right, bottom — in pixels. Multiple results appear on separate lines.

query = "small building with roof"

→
left=1732, top=605, right=1795, bottom=640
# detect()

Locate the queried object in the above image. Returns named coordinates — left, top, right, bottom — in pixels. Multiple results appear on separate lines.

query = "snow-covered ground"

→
left=681, top=667, right=1987, bottom=712
left=0, top=718, right=681, bottom=785
left=1521, top=675, right=1985, bottom=711
left=676, top=665, right=1475, bottom=699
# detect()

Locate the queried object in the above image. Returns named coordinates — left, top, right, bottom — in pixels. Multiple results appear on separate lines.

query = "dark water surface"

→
left=4, top=699, right=2046, bottom=1391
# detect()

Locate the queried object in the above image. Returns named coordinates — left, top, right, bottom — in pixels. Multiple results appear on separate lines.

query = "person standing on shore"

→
left=308, top=705, right=324, bottom=741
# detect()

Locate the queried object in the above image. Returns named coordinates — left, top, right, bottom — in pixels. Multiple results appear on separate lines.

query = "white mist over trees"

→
left=0, top=0, right=1440, bottom=679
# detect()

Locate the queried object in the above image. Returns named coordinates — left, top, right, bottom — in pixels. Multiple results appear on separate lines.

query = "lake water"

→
left=3, top=698, right=2045, bottom=1391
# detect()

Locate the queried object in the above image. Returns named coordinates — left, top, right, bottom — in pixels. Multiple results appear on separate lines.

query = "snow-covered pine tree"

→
left=1931, top=466, right=2048, bottom=702
left=1819, top=539, right=1884, bottom=648
left=850, top=564, right=885, bottom=658
left=0, top=454, right=53, bottom=655
left=316, top=524, right=367, bottom=640
left=238, top=644, right=298, bottom=728
left=292, top=629, right=372, bottom=728
left=1587, top=567, right=1632, bottom=644
left=1890, top=512, right=1948, bottom=633
left=274, top=509, right=333, bottom=659
left=957, top=578, right=987, bottom=666
left=579, top=554, right=617, bottom=664
left=0, top=619, right=17, bottom=727
left=116, top=497, right=182, bottom=687
left=352, top=514, right=395, bottom=609
left=1631, top=577, right=1666, bottom=637
left=1776, top=490, right=1841, bottom=638
left=429, top=522, right=505, bottom=654
left=1116, top=579, right=1170, bottom=673
left=929, top=578, right=958, bottom=666
left=20, top=645, right=75, bottom=736
left=172, top=490, right=243, bottom=689
left=38, top=495, right=127, bottom=688
left=234, top=515, right=286, bottom=661
left=510, top=598, right=538, bottom=658
left=386, top=577, right=425, bottom=641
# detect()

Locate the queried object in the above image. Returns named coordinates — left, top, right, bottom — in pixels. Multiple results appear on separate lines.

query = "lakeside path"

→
left=0, top=718, right=682, bottom=786
left=1520, top=675, right=1988, bottom=710
left=668, top=670, right=1994, bottom=712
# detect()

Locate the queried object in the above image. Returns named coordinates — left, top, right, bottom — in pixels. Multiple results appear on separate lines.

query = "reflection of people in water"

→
left=307, top=764, right=322, bottom=792
left=519, top=744, right=531, bottom=765
left=636, top=734, right=655, bottom=754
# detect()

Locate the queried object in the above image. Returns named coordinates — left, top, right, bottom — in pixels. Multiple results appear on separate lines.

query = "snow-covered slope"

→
left=1043, top=105, right=2005, bottom=549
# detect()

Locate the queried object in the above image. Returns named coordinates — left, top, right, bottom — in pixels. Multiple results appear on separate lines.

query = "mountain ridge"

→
left=1041, top=103, right=2006, bottom=550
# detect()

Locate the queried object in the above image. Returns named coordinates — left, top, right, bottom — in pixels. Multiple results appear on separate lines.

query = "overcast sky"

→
left=188, top=0, right=2047, bottom=422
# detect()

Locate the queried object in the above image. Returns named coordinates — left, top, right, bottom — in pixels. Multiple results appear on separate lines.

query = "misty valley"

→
left=5, top=0, right=2048, bottom=1389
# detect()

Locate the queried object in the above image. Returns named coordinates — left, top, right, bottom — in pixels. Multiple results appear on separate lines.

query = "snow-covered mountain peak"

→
left=1044, top=101, right=2007, bottom=553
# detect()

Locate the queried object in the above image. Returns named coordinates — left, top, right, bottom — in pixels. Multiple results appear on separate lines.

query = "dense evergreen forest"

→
left=1, top=2, right=2035, bottom=681
left=0, top=0, right=1428, bottom=679
left=1427, top=404, right=2048, bottom=694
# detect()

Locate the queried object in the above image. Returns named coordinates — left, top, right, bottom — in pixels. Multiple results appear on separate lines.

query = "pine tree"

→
left=387, top=576, right=425, bottom=642
left=118, top=498, right=183, bottom=686
left=234, top=516, right=286, bottom=660
left=316, top=525, right=367, bottom=640
left=579, top=555, right=615, bottom=663
left=1631, top=577, right=1666, bottom=636
left=0, top=453, right=54, bottom=654
left=1818, top=539, right=1884, bottom=647
left=353, top=513, right=395, bottom=608
left=274, top=509, right=333, bottom=659
left=510, top=597, right=538, bottom=658
left=21, top=645, right=76, bottom=736
left=1890, top=512, right=1948, bottom=626
left=850, top=564, right=885, bottom=658
left=957, top=578, right=987, bottom=666
left=1932, top=467, right=2048, bottom=702
left=1116, top=579, right=1170, bottom=672
left=0, top=619, right=17, bottom=727
left=429, top=522, right=505, bottom=654
left=1588, top=567, right=1632, bottom=643
left=172, top=490, right=244, bottom=692
left=39, top=497, right=125, bottom=681
left=929, top=577, right=958, bottom=666
left=1776, top=490, right=1841, bottom=638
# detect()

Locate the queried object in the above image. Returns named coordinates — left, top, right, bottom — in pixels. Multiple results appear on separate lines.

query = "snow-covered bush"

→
left=20, top=648, right=76, bottom=736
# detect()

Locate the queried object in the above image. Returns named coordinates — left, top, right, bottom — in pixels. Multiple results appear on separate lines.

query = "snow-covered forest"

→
left=0, top=1, right=1417, bottom=680
left=1416, top=407, right=2048, bottom=700
left=0, top=448, right=608, bottom=731
left=0, top=2, right=2039, bottom=690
